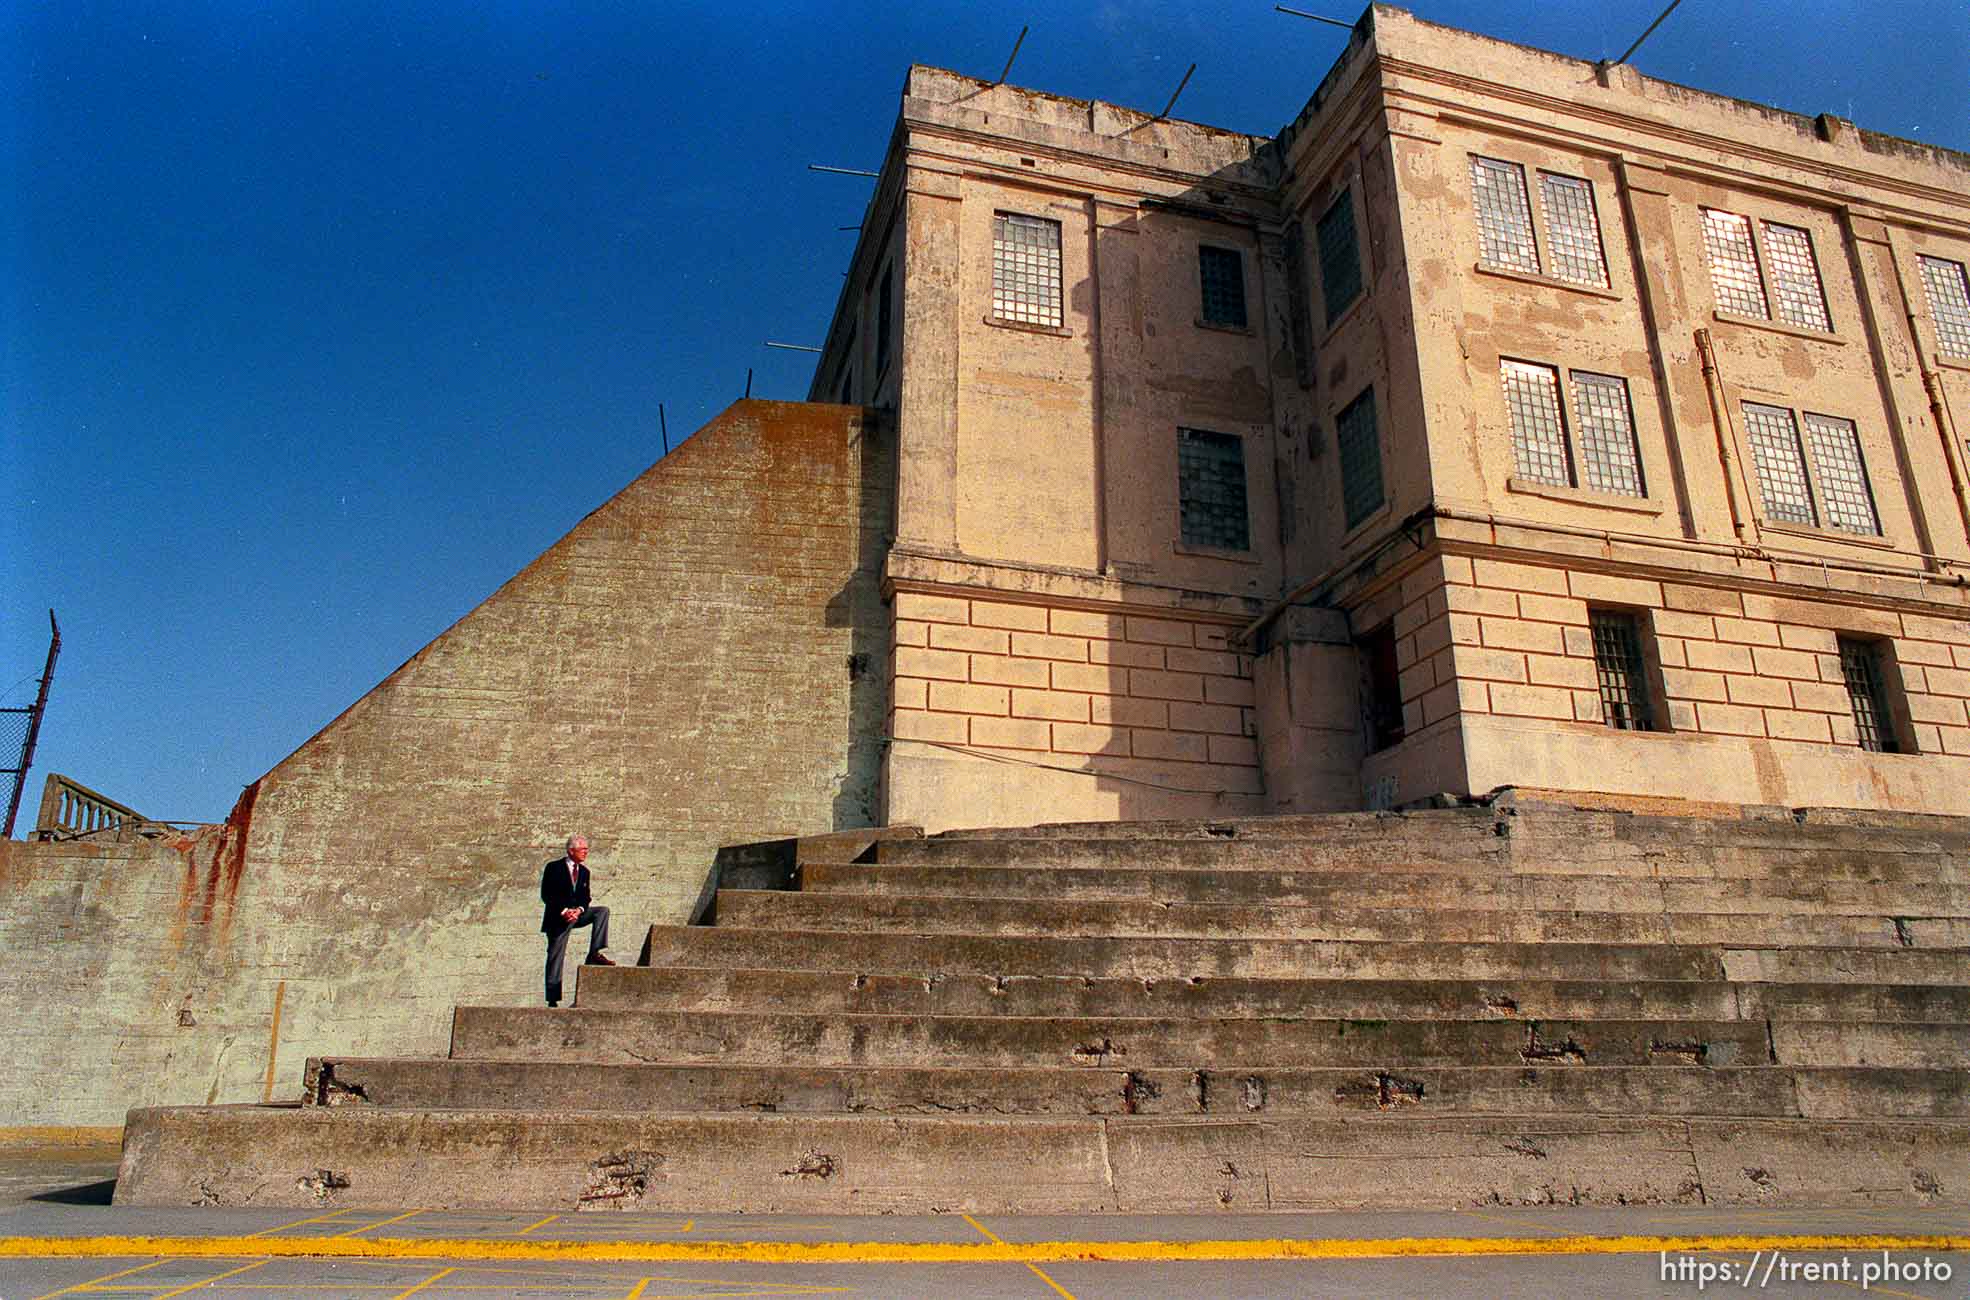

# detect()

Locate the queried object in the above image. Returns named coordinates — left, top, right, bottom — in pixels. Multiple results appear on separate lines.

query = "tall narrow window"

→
left=1316, top=190, right=1363, bottom=324
left=1197, top=245, right=1247, bottom=328
left=1335, top=388, right=1383, bottom=530
left=1740, top=402, right=1818, bottom=526
left=1762, top=223, right=1831, bottom=332
left=1501, top=360, right=1570, bottom=486
left=1470, top=157, right=1539, bottom=275
left=1571, top=371, right=1645, bottom=496
left=992, top=213, right=1062, bottom=328
left=1589, top=608, right=1658, bottom=731
left=1918, top=255, right=1970, bottom=359
left=1801, top=413, right=1880, bottom=535
left=1177, top=428, right=1249, bottom=551
left=1702, top=209, right=1768, bottom=319
left=1838, top=637, right=1900, bottom=754
left=1539, top=173, right=1609, bottom=288
left=875, top=264, right=894, bottom=369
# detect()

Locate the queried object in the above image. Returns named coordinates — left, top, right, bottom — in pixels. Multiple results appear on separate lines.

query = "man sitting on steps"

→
left=540, top=833, right=614, bottom=1007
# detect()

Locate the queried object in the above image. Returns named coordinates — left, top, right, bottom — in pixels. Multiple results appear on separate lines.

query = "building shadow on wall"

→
left=826, top=406, right=896, bottom=831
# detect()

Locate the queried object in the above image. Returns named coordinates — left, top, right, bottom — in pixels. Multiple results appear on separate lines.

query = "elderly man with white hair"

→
left=538, top=833, right=614, bottom=1007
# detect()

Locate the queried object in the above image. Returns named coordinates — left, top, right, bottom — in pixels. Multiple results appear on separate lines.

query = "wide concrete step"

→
left=447, top=1008, right=1805, bottom=1069
left=577, top=965, right=1970, bottom=1023
left=931, top=809, right=1970, bottom=856
left=800, top=863, right=1970, bottom=915
left=853, top=853, right=1970, bottom=887
left=640, top=925, right=1970, bottom=985
left=713, top=890, right=1968, bottom=948
left=301, top=1058, right=1967, bottom=1122
left=116, top=1104, right=1970, bottom=1211
left=880, top=834, right=1970, bottom=880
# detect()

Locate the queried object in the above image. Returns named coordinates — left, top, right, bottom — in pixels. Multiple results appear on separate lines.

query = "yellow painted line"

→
left=31, top=1257, right=170, bottom=1300
left=0, top=1126, right=125, bottom=1150
left=515, top=1214, right=561, bottom=1237
left=155, top=1259, right=269, bottom=1298
left=389, top=1265, right=456, bottom=1299
left=3, top=1230, right=1969, bottom=1266
left=336, top=1209, right=426, bottom=1238
left=962, top=1213, right=1077, bottom=1299
left=625, top=1281, right=651, bottom=1300
left=244, top=1207, right=355, bottom=1238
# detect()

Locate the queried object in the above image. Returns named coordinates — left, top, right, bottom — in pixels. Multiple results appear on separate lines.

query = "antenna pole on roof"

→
left=993, top=25, right=1029, bottom=85
left=1273, top=5, right=1353, bottom=29
left=808, top=164, right=880, bottom=178
left=659, top=403, right=670, bottom=456
left=765, top=341, right=823, bottom=353
left=1154, top=63, right=1196, bottom=121
left=745, top=368, right=754, bottom=399
left=1612, top=0, right=1686, bottom=65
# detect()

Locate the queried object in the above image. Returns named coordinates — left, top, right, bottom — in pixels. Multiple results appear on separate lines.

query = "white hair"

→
left=565, top=834, right=588, bottom=853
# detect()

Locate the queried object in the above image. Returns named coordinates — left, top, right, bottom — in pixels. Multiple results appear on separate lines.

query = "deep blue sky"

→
left=4, top=1, right=1966, bottom=827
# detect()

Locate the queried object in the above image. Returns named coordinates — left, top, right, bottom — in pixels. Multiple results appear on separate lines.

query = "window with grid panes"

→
left=1539, top=172, right=1609, bottom=288
left=1316, top=191, right=1363, bottom=324
left=1470, top=157, right=1540, bottom=275
left=992, top=213, right=1062, bottom=327
left=1571, top=371, right=1645, bottom=496
left=1762, top=222, right=1832, bottom=331
left=1740, top=402, right=1818, bottom=525
left=1701, top=208, right=1833, bottom=331
left=1500, top=360, right=1571, bottom=486
left=1918, top=255, right=1970, bottom=359
left=1198, top=245, right=1247, bottom=328
left=1801, top=413, right=1880, bottom=535
left=1335, top=388, right=1383, bottom=529
left=1837, top=637, right=1900, bottom=753
left=1589, top=609, right=1657, bottom=731
left=1177, top=428, right=1250, bottom=551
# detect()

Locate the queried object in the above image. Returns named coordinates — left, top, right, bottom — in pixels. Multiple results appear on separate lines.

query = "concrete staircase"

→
left=116, top=798, right=1970, bottom=1211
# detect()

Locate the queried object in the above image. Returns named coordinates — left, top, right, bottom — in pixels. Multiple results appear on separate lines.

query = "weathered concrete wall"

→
left=4, top=399, right=892, bottom=1126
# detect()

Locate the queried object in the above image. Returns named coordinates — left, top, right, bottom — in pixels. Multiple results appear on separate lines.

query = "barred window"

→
left=1177, top=428, right=1250, bottom=551
left=992, top=212, right=1062, bottom=328
left=1702, top=208, right=1769, bottom=319
left=1589, top=608, right=1658, bottom=731
left=1918, top=255, right=1970, bottom=359
left=1316, top=190, right=1363, bottom=324
left=1198, top=245, right=1247, bottom=328
left=1540, top=173, right=1609, bottom=288
left=1837, top=637, right=1901, bottom=754
left=1761, top=222, right=1831, bottom=332
left=1741, top=402, right=1817, bottom=526
left=1336, top=387, right=1384, bottom=530
left=1471, top=157, right=1540, bottom=275
left=1571, top=371, right=1645, bottom=496
left=1801, top=413, right=1880, bottom=535
left=1501, top=360, right=1570, bottom=487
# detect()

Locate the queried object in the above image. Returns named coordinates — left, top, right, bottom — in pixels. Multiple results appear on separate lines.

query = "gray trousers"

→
left=543, top=906, right=610, bottom=1005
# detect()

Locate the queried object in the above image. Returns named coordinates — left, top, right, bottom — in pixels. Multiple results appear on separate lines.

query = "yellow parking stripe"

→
left=962, top=1214, right=1077, bottom=1300
left=6, top=1229, right=1966, bottom=1266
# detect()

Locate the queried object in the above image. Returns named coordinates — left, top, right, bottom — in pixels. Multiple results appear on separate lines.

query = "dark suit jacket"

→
left=540, top=856, right=593, bottom=935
